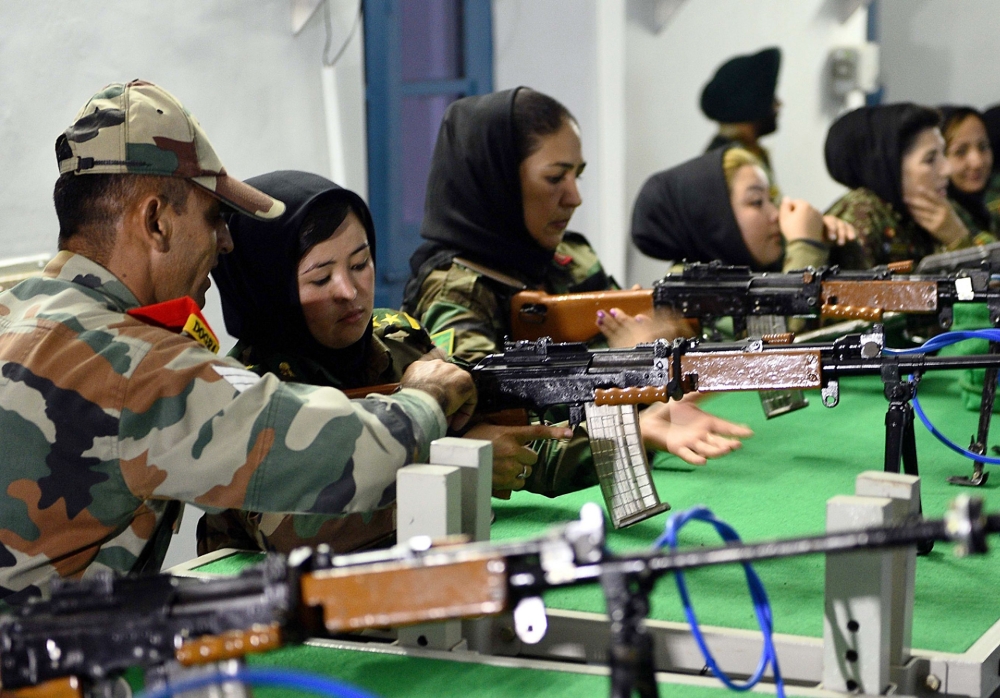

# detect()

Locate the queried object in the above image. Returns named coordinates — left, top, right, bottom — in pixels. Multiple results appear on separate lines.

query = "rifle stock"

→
left=301, top=552, right=507, bottom=631
left=511, top=288, right=656, bottom=342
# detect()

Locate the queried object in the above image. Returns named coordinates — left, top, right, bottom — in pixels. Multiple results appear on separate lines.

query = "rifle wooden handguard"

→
left=511, top=289, right=655, bottom=342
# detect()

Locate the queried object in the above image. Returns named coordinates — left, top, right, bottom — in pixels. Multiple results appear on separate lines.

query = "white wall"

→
left=624, top=0, right=868, bottom=286
left=878, top=0, right=1000, bottom=108
left=493, top=0, right=629, bottom=283
left=0, top=0, right=364, bottom=569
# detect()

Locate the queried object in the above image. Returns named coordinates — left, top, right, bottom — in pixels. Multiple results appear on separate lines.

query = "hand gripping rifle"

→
left=1, top=498, right=997, bottom=698
left=472, top=327, right=1000, bottom=529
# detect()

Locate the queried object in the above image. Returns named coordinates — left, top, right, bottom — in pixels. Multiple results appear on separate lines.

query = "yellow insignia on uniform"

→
left=401, top=312, right=421, bottom=329
left=371, top=315, right=382, bottom=329
left=182, top=313, right=220, bottom=354
left=278, top=361, right=296, bottom=379
left=382, top=312, right=401, bottom=326
left=430, top=328, right=455, bottom=357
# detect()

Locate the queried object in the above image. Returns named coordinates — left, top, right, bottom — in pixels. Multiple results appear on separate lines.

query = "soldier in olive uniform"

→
left=0, top=82, right=476, bottom=606
left=824, top=103, right=995, bottom=270
left=200, top=171, right=568, bottom=555
left=402, top=88, right=752, bottom=495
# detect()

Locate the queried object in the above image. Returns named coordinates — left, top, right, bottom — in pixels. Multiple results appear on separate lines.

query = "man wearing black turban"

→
left=701, top=47, right=782, bottom=174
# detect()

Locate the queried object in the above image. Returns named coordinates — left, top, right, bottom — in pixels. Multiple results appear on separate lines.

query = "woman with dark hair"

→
left=401, top=88, right=751, bottom=486
left=631, top=146, right=853, bottom=273
left=939, top=105, right=999, bottom=237
left=198, top=171, right=570, bottom=555
left=824, top=103, right=993, bottom=269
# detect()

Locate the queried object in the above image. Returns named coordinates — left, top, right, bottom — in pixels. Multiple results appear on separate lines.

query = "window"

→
left=364, top=0, right=493, bottom=308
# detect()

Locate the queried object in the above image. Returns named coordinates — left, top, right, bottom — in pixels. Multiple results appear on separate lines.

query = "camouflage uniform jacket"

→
left=950, top=195, right=1000, bottom=240
left=825, top=187, right=994, bottom=269
left=197, top=310, right=435, bottom=556
left=0, top=253, right=446, bottom=604
left=409, top=233, right=615, bottom=364
left=406, top=233, right=611, bottom=497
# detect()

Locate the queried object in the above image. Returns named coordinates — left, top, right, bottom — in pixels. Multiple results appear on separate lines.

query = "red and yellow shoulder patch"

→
left=126, top=296, right=220, bottom=354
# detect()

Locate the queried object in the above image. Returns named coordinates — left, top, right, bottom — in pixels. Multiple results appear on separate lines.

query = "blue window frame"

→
left=364, top=0, right=493, bottom=309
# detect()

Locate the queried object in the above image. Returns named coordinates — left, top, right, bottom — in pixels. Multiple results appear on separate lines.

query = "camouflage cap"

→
left=55, top=80, right=285, bottom=221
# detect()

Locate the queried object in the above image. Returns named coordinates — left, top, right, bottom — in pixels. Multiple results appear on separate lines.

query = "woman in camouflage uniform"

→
left=824, top=103, right=995, bottom=270
left=938, top=106, right=1000, bottom=238
left=401, top=88, right=752, bottom=495
left=198, top=171, right=569, bottom=554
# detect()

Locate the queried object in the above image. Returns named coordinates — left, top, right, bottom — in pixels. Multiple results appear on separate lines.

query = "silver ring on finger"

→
left=516, top=464, right=529, bottom=480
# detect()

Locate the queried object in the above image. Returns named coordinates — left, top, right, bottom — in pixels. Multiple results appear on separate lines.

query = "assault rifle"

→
left=510, top=260, right=1000, bottom=424
left=472, top=327, right=1000, bottom=522
left=1, top=498, right=996, bottom=698
left=510, top=261, right=1000, bottom=343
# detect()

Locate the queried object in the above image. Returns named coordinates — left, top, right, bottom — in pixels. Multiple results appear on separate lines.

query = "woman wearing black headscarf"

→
left=402, top=88, right=751, bottom=479
left=196, top=171, right=423, bottom=554
left=198, top=171, right=569, bottom=554
left=824, top=103, right=991, bottom=269
left=631, top=146, right=852, bottom=272
left=938, top=105, right=1000, bottom=238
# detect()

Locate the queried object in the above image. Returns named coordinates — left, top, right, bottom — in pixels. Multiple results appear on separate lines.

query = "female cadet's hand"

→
left=463, top=423, right=574, bottom=494
left=821, top=215, right=857, bottom=247
left=638, top=401, right=753, bottom=465
left=905, top=187, right=970, bottom=246
left=399, top=359, right=477, bottom=431
left=778, top=197, right=825, bottom=243
left=596, top=307, right=695, bottom=348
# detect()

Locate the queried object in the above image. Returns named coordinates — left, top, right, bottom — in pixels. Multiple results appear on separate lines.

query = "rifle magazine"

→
left=585, top=403, right=670, bottom=529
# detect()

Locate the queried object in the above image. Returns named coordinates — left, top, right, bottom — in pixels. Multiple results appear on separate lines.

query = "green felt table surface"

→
left=195, top=371, right=1000, bottom=695
left=486, top=373, right=999, bottom=655
left=244, top=644, right=820, bottom=697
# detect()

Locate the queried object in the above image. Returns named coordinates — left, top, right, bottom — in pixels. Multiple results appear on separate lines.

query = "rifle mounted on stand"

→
left=472, top=327, right=1000, bottom=529
left=2, top=497, right=996, bottom=698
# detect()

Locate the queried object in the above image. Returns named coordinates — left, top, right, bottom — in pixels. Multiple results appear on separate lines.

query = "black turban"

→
left=700, top=47, right=781, bottom=123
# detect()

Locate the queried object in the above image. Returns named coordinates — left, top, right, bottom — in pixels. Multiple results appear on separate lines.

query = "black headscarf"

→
left=406, top=87, right=555, bottom=287
left=700, top=47, right=781, bottom=123
left=939, top=105, right=992, bottom=231
left=824, top=103, right=940, bottom=221
left=631, top=147, right=759, bottom=268
left=982, top=104, right=1000, bottom=174
left=212, top=171, right=377, bottom=385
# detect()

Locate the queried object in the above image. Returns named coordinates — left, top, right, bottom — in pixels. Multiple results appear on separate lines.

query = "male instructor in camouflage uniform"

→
left=0, top=80, right=476, bottom=605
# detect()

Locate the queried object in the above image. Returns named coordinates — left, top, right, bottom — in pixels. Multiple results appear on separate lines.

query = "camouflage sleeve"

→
left=410, top=265, right=506, bottom=364
left=825, top=189, right=886, bottom=269
left=782, top=239, right=829, bottom=272
left=119, top=334, right=447, bottom=516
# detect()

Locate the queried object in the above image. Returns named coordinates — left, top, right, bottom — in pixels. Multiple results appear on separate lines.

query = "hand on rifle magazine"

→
left=463, top=422, right=574, bottom=497
left=596, top=304, right=695, bottom=349
left=639, top=400, right=753, bottom=465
